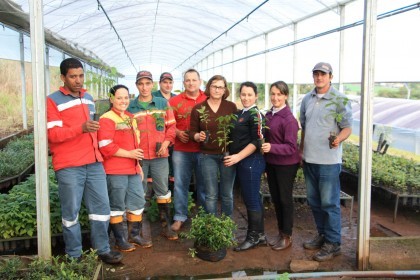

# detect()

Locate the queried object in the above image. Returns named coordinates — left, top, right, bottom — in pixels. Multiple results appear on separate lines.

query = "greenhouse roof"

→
left=3, top=0, right=356, bottom=75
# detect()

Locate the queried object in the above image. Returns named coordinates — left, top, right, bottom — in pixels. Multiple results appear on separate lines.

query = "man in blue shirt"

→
left=153, top=72, right=176, bottom=100
left=299, top=62, right=352, bottom=262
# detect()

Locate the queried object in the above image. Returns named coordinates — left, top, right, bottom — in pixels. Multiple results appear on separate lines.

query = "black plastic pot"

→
left=155, top=142, right=162, bottom=155
left=195, top=244, right=227, bottom=262
left=203, top=131, right=210, bottom=144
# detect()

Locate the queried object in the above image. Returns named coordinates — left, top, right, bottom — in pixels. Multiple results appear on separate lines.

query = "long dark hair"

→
left=108, top=84, right=129, bottom=111
left=270, top=81, right=290, bottom=107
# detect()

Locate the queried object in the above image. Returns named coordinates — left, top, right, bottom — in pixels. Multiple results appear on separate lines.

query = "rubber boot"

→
left=234, top=210, right=266, bottom=251
left=127, top=213, right=153, bottom=248
left=158, top=203, right=178, bottom=240
left=110, top=222, right=136, bottom=252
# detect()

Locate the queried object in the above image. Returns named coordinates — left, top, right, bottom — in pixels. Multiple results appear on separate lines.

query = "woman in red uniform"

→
left=98, top=85, right=151, bottom=251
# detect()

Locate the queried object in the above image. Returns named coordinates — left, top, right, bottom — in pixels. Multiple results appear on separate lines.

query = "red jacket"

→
left=127, top=96, right=176, bottom=159
left=98, top=108, right=142, bottom=175
left=169, top=90, right=207, bottom=152
left=47, top=87, right=102, bottom=171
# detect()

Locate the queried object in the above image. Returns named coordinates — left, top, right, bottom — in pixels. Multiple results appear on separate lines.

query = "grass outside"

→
left=347, top=134, right=419, bottom=162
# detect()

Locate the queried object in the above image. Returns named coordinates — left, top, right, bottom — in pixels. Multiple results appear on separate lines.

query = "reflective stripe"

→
left=98, top=139, right=112, bottom=147
left=47, top=120, right=63, bottom=129
left=126, top=212, right=142, bottom=222
left=89, top=214, right=110, bottom=221
left=157, top=190, right=171, bottom=200
left=62, top=214, right=78, bottom=227
left=57, top=98, right=94, bottom=112
left=110, top=215, right=124, bottom=224
left=110, top=210, right=125, bottom=216
left=128, top=208, right=144, bottom=216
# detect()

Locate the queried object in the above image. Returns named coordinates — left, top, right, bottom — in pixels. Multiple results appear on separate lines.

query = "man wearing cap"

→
left=153, top=72, right=176, bottom=100
left=153, top=72, right=176, bottom=185
left=299, top=62, right=352, bottom=262
left=128, top=70, right=178, bottom=241
left=168, top=69, right=207, bottom=232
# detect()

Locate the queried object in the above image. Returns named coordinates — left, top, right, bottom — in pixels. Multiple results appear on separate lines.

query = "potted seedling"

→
left=151, top=112, right=166, bottom=155
left=196, top=105, right=210, bottom=143
left=181, top=208, right=236, bottom=262
left=250, top=109, right=268, bottom=154
left=325, top=92, right=350, bottom=149
left=214, top=113, right=237, bottom=156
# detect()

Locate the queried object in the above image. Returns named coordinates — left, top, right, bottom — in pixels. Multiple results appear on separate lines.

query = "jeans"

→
left=56, top=162, right=111, bottom=258
left=106, top=174, right=146, bottom=215
left=237, top=153, right=265, bottom=212
left=172, top=151, right=205, bottom=222
left=303, top=162, right=342, bottom=244
left=200, top=153, right=236, bottom=216
left=266, top=163, right=299, bottom=236
left=141, top=157, right=169, bottom=197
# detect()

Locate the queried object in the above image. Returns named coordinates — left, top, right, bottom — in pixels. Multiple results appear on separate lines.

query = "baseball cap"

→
left=312, top=62, right=333, bottom=74
left=159, top=72, right=173, bottom=82
left=136, top=70, right=153, bottom=82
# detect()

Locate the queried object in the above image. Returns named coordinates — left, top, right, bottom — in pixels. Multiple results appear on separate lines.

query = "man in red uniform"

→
left=169, top=69, right=207, bottom=231
left=47, top=58, right=122, bottom=263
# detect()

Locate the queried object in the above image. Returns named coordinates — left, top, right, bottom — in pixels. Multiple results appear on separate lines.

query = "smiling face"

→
left=270, top=86, right=288, bottom=109
left=60, top=67, right=84, bottom=95
left=183, top=71, right=201, bottom=96
left=209, top=80, right=226, bottom=101
left=111, top=87, right=130, bottom=112
left=240, top=86, right=257, bottom=109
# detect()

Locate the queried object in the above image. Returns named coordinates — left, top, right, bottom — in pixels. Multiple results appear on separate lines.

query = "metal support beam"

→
left=231, top=45, right=235, bottom=103
left=357, top=0, right=377, bottom=270
left=29, top=0, right=51, bottom=259
left=264, top=33, right=269, bottom=110
left=292, top=23, right=298, bottom=117
left=19, top=32, right=28, bottom=130
left=339, top=5, right=346, bottom=93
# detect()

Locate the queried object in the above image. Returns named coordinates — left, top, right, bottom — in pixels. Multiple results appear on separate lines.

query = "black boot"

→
left=110, top=222, right=136, bottom=252
left=127, top=221, right=153, bottom=248
left=158, top=203, right=178, bottom=240
left=234, top=210, right=266, bottom=251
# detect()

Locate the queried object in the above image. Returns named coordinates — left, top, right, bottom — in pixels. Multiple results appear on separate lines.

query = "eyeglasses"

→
left=210, top=85, right=226, bottom=91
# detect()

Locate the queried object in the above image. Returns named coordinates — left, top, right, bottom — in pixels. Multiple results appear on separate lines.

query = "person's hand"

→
left=177, top=130, right=190, bottom=143
left=194, top=131, right=207, bottom=142
left=261, top=143, right=271, bottom=154
left=331, top=135, right=341, bottom=149
left=224, top=154, right=240, bottom=167
left=82, top=120, right=100, bottom=133
left=130, top=149, right=144, bottom=160
left=156, top=141, right=170, bottom=157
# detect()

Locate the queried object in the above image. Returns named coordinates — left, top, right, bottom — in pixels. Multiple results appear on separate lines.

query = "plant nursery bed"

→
left=0, top=163, right=35, bottom=193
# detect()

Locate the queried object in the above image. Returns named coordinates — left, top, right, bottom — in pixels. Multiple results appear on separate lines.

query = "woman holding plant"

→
left=98, top=84, right=151, bottom=252
left=189, top=75, right=237, bottom=216
left=261, top=81, right=300, bottom=251
left=224, top=81, right=267, bottom=251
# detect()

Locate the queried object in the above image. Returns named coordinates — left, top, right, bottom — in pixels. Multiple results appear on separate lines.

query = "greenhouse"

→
left=0, top=0, right=419, bottom=279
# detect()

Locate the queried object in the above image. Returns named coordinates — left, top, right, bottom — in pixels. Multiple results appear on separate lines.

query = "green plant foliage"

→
left=0, top=134, right=34, bottom=179
left=0, top=249, right=99, bottom=279
left=213, top=113, right=238, bottom=153
left=151, top=112, right=166, bottom=131
left=181, top=208, right=236, bottom=252
left=325, top=92, right=349, bottom=123
left=196, top=105, right=210, bottom=130
left=0, top=165, right=90, bottom=239
left=342, top=143, right=419, bottom=193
